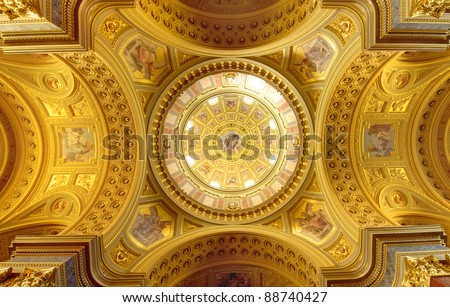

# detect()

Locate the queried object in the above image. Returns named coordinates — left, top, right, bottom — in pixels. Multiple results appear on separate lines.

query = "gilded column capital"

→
left=0, top=0, right=41, bottom=20
left=411, top=0, right=450, bottom=18
left=403, top=254, right=450, bottom=287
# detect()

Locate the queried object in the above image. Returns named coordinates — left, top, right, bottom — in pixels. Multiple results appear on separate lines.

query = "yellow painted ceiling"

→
left=0, top=0, right=449, bottom=286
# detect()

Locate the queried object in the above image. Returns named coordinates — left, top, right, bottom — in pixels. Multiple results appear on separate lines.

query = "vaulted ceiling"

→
left=0, top=0, right=449, bottom=286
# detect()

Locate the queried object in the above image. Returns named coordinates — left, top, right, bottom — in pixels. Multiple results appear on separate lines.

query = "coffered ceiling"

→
left=0, top=0, right=449, bottom=286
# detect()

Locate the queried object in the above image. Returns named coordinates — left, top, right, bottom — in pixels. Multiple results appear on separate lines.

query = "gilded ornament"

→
left=41, top=99, right=67, bottom=117
left=393, top=72, right=410, bottom=88
left=390, top=97, right=410, bottom=112
left=0, top=267, right=12, bottom=282
left=263, top=51, right=284, bottom=65
left=306, top=174, right=321, bottom=193
left=99, top=14, right=128, bottom=44
left=410, top=0, right=450, bottom=18
left=0, top=0, right=41, bottom=20
left=226, top=202, right=241, bottom=211
left=69, top=100, right=92, bottom=116
left=47, top=174, right=70, bottom=191
left=403, top=255, right=450, bottom=287
left=364, top=168, right=384, bottom=185
left=0, top=267, right=55, bottom=287
left=142, top=175, right=156, bottom=195
left=389, top=168, right=410, bottom=183
left=75, top=174, right=96, bottom=191
left=176, top=50, right=197, bottom=66
left=182, top=221, right=200, bottom=233
left=114, top=248, right=129, bottom=263
left=391, top=192, right=407, bottom=207
left=265, top=218, right=283, bottom=230
left=109, top=241, right=139, bottom=269
left=50, top=199, right=69, bottom=216
left=45, top=76, right=62, bottom=91
left=306, top=89, right=322, bottom=108
left=365, top=96, right=385, bottom=113
left=326, top=237, right=352, bottom=262
left=326, top=14, right=357, bottom=46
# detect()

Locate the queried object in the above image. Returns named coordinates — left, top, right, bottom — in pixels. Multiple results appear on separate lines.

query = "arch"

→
left=132, top=226, right=332, bottom=286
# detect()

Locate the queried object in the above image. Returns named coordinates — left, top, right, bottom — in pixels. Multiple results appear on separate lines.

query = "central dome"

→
left=160, top=71, right=303, bottom=211
left=180, top=91, right=282, bottom=193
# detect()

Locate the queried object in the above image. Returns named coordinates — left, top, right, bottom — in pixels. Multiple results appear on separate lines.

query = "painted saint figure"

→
left=132, top=207, right=171, bottom=246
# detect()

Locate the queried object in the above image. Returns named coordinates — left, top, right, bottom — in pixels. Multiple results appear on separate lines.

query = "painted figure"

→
left=223, top=133, right=241, bottom=154
left=63, top=128, right=94, bottom=162
left=132, top=207, right=171, bottom=246
left=124, top=39, right=163, bottom=80
left=295, top=203, right=331, bottom=239
left=365, top=124, right=395, bottom=157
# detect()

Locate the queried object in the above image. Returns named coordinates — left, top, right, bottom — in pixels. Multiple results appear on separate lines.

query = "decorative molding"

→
left=323, top=0, right=450, bottom=50
left=322, top=225, right=448, bottom=286
left=0, top=0, right=135, bottom=53
left=410, top=0, right=450, bottom=18
left=403, top=254, right=450, bottom=286
left=324, top=233, right=354, bottom=263
left=108, top=239, right=140, bottom=270
left=4, top=235, right=145, bottom=286
left=0, top=0, right=42, bottom=20
left=98, top=12, right=130, bottom=46
left=325, top=13, right=358, bottom=46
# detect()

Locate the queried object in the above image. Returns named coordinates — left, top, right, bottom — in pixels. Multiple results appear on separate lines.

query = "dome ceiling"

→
left=0, top=0, right=449, bottom=287
left=158, top=71, right=307, bottom=214
left=150, top=64, right=312, bottom=222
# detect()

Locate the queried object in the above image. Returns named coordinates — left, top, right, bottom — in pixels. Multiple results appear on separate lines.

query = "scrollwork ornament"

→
left=403, top=255, right=450, bottom=287
left=411, top=0, right=450, bottom=18
left=0, top=0, right=41, bottom=20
